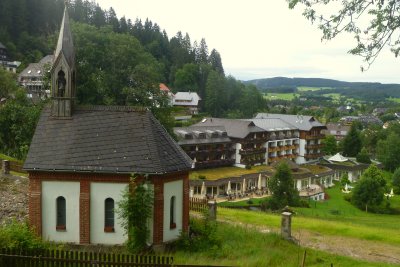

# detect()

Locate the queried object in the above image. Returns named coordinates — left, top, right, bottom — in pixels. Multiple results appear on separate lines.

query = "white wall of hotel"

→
left=90, top=182, right=128, bottom=244
left=296, top=139, right=307, bottom=165
left=234, top=143, right=244, bottom=167
left=42, top=181, right=80, bottom=243
left=163, top=180, right=183, bottom=242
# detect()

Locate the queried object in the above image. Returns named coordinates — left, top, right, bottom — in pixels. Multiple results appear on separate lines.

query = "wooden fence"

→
left=0, top=248, right=173, bottom=267
left=189, top=197, right=208, bottom=213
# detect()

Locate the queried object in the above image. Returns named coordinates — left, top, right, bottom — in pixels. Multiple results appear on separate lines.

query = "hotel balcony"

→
left=305, top=144, right=324, bottom=150
left=195, top=159, right=235, bottom=169
left=239, top=147, right=267, bottom=155
left=304, top=153, right=324, bottom=159
left=305, top=134, right=325, bottom=140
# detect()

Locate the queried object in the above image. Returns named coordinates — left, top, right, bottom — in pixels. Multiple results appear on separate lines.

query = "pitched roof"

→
left=328, top=153, right=349, bottom=162
left=244, top=118, right=297, bottom=132
left=173, top=92, right=201, bottom=106
left=193, top=118, right=264, bottom=138
left=24, top=105, right=192, bottom=174
left=174, top=126, right=231, bottom=145
left=255, top=113, right=326, bottom=131
left=54, top=7, right=75, bottom=67
left=0, top=42, right=6, bottom=49
left=19, top=56, right=54, bottom=78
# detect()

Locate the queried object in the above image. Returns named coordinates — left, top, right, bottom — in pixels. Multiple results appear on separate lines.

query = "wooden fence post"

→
left=2, top=160, right=10, bottom=175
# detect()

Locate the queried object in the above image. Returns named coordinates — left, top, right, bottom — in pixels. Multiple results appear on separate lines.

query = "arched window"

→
left=104, top=198, right=114, bottom=232
left=170, top=196, right=176, bottom=229
left=56, top=196, right=66, bottom=230
left=57, top=70, right=66, bottom=97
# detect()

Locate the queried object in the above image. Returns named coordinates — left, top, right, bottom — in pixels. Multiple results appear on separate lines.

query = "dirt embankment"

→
left=0, top=174, right=28, bottom=225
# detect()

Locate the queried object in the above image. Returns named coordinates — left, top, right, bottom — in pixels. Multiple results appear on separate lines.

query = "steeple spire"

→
left=54, top=2, right=75, bottom=68
left=50, top=2, right=76, bottom=118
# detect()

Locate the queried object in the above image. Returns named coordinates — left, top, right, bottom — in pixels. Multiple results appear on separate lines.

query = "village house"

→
left=172, top=91, right=201, bottom=114
left=19, top=55, right=54, bottom=101
left=0, top=42, right=21, bottom=73
left=323, top=122, right=350, bottom=142
left=24, top=6, right=192, bottom=246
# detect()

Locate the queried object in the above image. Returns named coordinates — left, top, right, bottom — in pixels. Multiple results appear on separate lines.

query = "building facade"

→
left=24, top=6, right=192, bottom=246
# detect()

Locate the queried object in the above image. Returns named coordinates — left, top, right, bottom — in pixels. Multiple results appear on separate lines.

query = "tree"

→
left=208, top=49, right=224, bottom=75
left=117, top=175, right=153, bottom=252
left=377, top=132, right=400, bottom=171
left=392, top=168, right=400, bottom=194
left=205, top=71, right=226, bottom=117
left=321, top=135, right=337, bottom=155
left=342, top=124, right=362, bottom=157
left=356, top=147, right=371, bottom=164
left=288, top=0, right=400, bottom=69
left=268, top=162, right=300, bottom=210
left=351, top=164, right=385, bottom=212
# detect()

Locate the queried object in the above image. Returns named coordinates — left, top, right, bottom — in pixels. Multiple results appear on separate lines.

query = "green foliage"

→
left=0, top=95, right=44, bottom=159
left=340, top=173, right=350, bottom=188
left=117, top=175, right=154, bottom=252
left=289, top=0, right=400, bottom=69
left=377, top=132, right=400, bottom=171
left=351, top=165, right=386, bottom=212
left=0, top=220, right=48, bottom=250
left=342, top=124, right=362, bottom=157
left=392, top=168, right=400, bottom=194
left=321, top=135, right=337, bottom=155
left=356, top=147, right=371, bottom=164
left=0, top=68, right=19, bottom=99
left=176, top=215, right=221, bottom=252
left=267, top=162, right=300, bottom=210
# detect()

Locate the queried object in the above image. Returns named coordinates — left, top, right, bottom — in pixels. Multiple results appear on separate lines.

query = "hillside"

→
left=245, top=77, right=400, bottom=102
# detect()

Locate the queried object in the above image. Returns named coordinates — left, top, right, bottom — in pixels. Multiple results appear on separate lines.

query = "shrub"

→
left=176, top=214, right=221, bottom=252
left=247, top=199, right=254, bottom=205
left=0, top=220, right=48, bottom=250
left=198, top=175, right=206, bottom=180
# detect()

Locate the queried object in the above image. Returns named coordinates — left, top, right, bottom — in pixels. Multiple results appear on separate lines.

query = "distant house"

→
left=19, top=55, right=53, bottom=101
left=173, top=92, right=201, bottom=114
left=323, top=123, right=350, bottom=142
left=159, top=83, right=174, bottom=105
left=340, top=115, right=382, bottom=127
left=24, top=6, right=192, bottom=247
left=0, top=42, right=21, bottom=73
left=372, top=108, right=388, bottom=116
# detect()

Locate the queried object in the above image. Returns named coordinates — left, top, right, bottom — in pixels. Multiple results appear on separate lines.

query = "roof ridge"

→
left=76, top=105, right=148, bottom=112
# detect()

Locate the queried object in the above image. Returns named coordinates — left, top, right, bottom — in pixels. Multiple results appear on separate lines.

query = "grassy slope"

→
left=218, top=185, right=400, bottom=245
left=173, top=222, right=395, bottom=267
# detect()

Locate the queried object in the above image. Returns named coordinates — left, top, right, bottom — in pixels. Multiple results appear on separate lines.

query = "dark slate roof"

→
left=193, top=118, right=265, bottom=138
left=54, top=7, right=75, bottom=67
left=24, top=105, right=192, bottom=174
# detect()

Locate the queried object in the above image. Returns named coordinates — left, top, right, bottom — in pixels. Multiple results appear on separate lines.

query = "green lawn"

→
left=297, top=86, right=332, bottom=92
left=263, top=93, right=299, bottom=101
left=0, top=153, right=21, bottom=163
left=190, top=165, right=273, bottom=180
left=173, top=222, right=394, bottom=267
left=218, top=197, right=269, bottom=207
left=218, top=185, right=400, bottom=245
left=388, top=97, right=400, bottom=103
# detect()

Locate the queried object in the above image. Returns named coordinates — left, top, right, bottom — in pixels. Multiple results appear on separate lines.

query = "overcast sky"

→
left=95, top=0, right=400, bottom=84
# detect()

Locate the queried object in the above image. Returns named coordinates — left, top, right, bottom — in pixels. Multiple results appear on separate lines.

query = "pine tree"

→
left=342, top=124, right=362, bottom=157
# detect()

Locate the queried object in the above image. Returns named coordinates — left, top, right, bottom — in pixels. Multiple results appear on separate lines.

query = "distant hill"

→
left=244, top=77, right=389, bottom=89
left=244, top=77, right=400, bottom=102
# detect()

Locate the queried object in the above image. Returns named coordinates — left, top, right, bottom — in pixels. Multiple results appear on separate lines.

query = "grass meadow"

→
left=173, top=221, right=396, bottom=267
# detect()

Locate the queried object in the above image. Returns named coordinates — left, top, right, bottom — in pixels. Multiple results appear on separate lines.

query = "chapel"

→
left=24, top=4, right=192, bottom=246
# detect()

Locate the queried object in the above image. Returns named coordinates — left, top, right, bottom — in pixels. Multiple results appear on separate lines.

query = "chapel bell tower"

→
left=51, top=2, right=76, bottom=118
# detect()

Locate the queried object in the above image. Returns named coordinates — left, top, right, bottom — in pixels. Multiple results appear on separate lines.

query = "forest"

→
left=0, top=0, right=267, bottom=159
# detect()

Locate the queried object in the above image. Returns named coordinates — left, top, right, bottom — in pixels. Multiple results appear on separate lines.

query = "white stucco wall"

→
left=296, top=139, right=307, bottom=164
left=163, top=180, right=183, bottom=242
left=90, top=182, right=128, bottom=244
left=42, top=181, right=80, bottom=243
